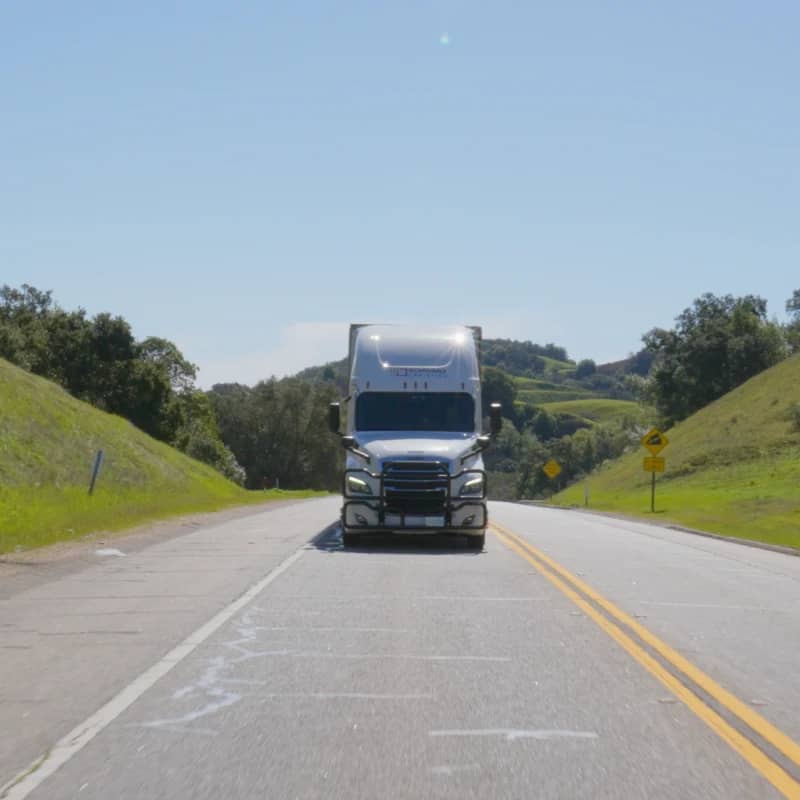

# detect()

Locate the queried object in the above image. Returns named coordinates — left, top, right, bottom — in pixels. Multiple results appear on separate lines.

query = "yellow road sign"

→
left=643, top=457, right=665, bottom=473
left=543, top=459, right=562, bottom=479
left=641, top=428, right=669, bottom=456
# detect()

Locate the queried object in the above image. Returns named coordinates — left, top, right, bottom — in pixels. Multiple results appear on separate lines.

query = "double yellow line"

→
left=491, top=521, right=800, bottom=799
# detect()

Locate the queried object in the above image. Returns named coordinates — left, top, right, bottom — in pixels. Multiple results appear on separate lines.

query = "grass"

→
left=0, top=359, right=326, bottom=553
left=517, top=388, right=597, bottom=405
left=512, top=372, right=616, bottom=406
left=513, top=377, right=562, bottom=391
left=539, top=356, right=575, bottom=373
left=552, top=354, right=800, bottom=549
left=537, top=399, right=645, bottom=425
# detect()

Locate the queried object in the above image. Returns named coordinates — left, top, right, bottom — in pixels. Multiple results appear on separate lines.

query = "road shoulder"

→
left=0, top=498, right=311, bottom=601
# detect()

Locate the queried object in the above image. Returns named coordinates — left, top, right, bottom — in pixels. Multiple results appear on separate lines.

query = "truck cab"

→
left=328, top=324, right=501, bottom=549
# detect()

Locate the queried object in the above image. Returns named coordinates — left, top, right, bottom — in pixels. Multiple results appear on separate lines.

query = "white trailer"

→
left=328, top=324, right=501, bottom=549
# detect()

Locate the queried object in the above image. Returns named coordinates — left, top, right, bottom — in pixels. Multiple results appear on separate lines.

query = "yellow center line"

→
left=491, top=524, right=800, bottom=800
left=492, top=520, right=800, bottom=768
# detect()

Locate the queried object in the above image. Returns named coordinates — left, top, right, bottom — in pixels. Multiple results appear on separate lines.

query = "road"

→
left=1, top=498, right=799, bottom=799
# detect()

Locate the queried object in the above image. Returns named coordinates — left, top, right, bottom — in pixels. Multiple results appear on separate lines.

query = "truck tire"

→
left=467, top=532, right=485, bottom=551
left=342, top=531, right=361, bottom=548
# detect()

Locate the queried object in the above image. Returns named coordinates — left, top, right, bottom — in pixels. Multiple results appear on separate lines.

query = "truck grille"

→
left=382, top=461, right=449, bottom=515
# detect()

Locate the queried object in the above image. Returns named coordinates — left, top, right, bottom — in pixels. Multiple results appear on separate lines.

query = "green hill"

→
left=0, top=359, right=316, bottom=553
left=537, top=399, right=644, bottom=426
left=552, top=354, right=800, bottom=548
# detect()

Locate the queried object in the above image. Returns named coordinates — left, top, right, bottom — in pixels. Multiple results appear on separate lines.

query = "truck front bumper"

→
left=342, top=499, right=486, bottom=533
left=341, top=462, right=487, bottom=534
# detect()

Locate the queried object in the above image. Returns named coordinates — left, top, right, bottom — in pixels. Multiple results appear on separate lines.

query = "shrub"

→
left=790, top=403, right=800, bottom=433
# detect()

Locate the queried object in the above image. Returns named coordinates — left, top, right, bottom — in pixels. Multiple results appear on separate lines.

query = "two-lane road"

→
left=2, top=498, right=799, bottom=798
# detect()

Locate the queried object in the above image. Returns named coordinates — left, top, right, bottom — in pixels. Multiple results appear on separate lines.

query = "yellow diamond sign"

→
left=641, top=428, right=669, bottom=456
left=542, top=459, right=562, bottom=479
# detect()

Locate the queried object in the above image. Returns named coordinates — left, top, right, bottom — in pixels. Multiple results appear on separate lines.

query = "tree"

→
left=644, top=293, right=785, bottom=425
left=173, top=390, right=245, bottom=484
left=788, top=289, right=800, bottom=316
left=530, top=409, right=558, bottom=441
left=139, top=337, right=198, bottom=392
left=575, top=359, right=597, bottom=379
left=786, top=289, right=800, bottom=354
left=0, top=284, right=54, bottom=373
left=481, top=366, right=517, bottom=420
left=209, top=377, right=342, bottom=491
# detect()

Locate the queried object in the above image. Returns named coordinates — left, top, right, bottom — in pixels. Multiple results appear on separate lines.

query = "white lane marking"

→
left=95, top=548, right=126, bottom=557
left=251, top=595, right=537, bottom=602
left=640, top=601, right=782, bottom=611
left=0, top=547, right=306, bottom=800
left=250, top=626, right=413, bottom=633
left=430, top=764, right=481, bottom=776
left=233, top=651, right=510, bottom=662
left=429, top=729, right=598, bottom=742
left=255, top=692, right=434, bottom=700
left=421, top=596, right=537, bottom=601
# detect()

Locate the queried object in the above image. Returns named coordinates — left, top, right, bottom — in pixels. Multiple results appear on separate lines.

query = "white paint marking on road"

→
left=0, top=546, right=306, bottom=800
left=252, top=595, right=537, bottom=603
left=257, top=692, right=434, bottom=700
left=420, top=596, right=537, bottom=602
left=135, top=723, right=219, bottom=737
left=252, top=626, right=413, bottom=633
left=430, top=764, right=481, bottom=776
left=429, top=729, right=599, bottom=742
left=640, top=601, right=782, bottom=611
left=95, top=548, right=126, bottom=558
left=246, top=651, right=510, bottom=662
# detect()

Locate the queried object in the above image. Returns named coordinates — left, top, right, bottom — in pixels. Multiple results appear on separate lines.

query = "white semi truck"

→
left=328, top=324, right=501, bottom=549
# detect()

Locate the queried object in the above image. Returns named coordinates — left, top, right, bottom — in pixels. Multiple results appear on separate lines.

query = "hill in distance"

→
left=552, top=353, right=800, bottom=548
left=0, top=359, right=302, bottom=553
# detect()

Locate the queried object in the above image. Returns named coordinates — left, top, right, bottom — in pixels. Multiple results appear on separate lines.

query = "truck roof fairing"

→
left=349, top=324, right=480, bottom=392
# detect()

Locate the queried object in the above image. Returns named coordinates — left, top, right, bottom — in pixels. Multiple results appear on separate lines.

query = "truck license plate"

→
left=406, top=516, right=444, bottom=528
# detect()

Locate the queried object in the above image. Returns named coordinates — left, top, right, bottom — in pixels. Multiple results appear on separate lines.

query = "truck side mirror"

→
left=490, top=403, right=502, bottom=436
left=328, top=402, right=341, bottom=434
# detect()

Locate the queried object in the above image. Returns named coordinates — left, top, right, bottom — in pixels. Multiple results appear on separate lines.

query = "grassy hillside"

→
left=537, top=399, right=644, bottom=426
left=513, top=375, right=598, bottom=406
left=0, top=359, right=321, bottom=553
left=516, top=389, right=596, bottom=405
left=552, top=354, right=800, bottom=548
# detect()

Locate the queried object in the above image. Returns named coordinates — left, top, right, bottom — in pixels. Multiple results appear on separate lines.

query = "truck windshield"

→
left=355, top=392, right=475, bottom=433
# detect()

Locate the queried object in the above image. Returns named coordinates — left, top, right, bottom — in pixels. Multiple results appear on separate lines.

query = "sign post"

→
left=641, top=429, right=668, bottom=512
left=651, top=470, right=655, bottom=513
left=88, top=449, right=104, bottom=496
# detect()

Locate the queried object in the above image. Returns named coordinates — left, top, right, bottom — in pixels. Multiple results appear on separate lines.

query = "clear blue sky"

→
left=3, top=2, right=798, bottom=386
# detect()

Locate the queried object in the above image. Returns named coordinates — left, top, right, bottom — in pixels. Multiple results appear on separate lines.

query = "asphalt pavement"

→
left=2, top=498, right=798, bottom=799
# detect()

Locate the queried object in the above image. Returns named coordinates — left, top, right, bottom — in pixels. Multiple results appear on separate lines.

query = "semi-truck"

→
left=327, top=324, right=501, bottom=549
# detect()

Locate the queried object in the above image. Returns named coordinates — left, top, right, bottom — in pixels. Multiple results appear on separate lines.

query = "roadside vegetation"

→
left=4, top=280, right=800, bottom=550
left=535, top=399, right=643, bottom=426
left=0, top=284, right=243, bottom=483
left=0, top=359, right=324, bottom=553
left=551, top=353, right=800, bottom=548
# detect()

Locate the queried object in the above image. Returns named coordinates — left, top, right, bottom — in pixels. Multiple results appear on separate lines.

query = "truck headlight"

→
left=459, top=475, right=484, bottom=497
left=346, top=475, right=373, bottom=496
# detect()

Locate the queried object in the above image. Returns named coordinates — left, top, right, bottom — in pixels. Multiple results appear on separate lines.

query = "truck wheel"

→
left=342, top=531, right=361, bottom=548
left=467, top=533, right=485, bottom=551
